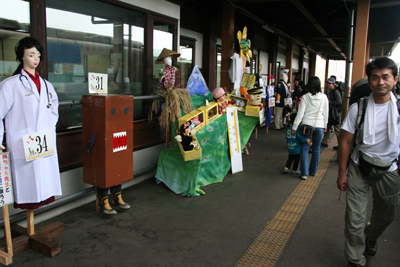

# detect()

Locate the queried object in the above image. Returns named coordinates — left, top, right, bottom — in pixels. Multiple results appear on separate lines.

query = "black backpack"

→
left=336, top=81, right=344, bottom=99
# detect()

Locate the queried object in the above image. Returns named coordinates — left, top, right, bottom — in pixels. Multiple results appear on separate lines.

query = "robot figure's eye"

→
left=111, top=108, right=116, bottom=115
left=124, top=107, right=129, bottom=114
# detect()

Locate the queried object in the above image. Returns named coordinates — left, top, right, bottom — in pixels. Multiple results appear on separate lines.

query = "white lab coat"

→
left=0, top=69, right=62, bottom=204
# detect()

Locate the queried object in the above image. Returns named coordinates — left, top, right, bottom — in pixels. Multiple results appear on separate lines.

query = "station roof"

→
left=175, top=0, right=400, bottom=61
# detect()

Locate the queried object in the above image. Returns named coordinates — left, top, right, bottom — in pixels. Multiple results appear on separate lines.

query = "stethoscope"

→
left=19, top=73, right=52, bottom=109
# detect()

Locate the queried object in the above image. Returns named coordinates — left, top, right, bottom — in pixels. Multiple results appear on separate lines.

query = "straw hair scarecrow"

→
left=150, top=48, right=193, bottom=137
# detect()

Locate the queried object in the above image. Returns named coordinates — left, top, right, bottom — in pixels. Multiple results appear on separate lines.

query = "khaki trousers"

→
left=344, top=160, right=400, bottom=266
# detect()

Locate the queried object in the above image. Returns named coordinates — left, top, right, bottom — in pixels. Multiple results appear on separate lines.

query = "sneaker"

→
left=291, top=170, right=301, bottom=174
left=283, top=167, right=290, bottom=174
left=300, top=175, right=307, bottom=180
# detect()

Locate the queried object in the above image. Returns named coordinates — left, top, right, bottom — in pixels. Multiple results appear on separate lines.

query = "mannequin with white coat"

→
left=0, top=37, right=62, bottom=234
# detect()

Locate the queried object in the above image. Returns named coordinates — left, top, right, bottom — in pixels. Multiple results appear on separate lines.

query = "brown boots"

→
left=110, top=185, right=131, bottom=210
left=96, top=185, right=130, bottom=215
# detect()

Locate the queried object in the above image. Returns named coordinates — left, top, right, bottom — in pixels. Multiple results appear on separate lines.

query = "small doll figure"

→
left=212, top=87, right=228, bottom=115
left=175, top=121, right=199, bottom=151
left=191, top=115, right=201, bottom=127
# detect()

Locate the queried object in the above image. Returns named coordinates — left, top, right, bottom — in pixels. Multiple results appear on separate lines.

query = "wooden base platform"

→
left=0, top=221, right=64, bottom=258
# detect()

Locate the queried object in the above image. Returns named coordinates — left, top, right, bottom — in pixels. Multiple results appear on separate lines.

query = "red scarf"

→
left=26, top=71, right=41, bottom=94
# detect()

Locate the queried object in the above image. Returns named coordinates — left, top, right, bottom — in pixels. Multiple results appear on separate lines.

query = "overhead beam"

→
left=290, top=0, right=346, bottom=59
left=371, top=0, right=400, bottom=8
left=232, top=2, right=318, bottom=55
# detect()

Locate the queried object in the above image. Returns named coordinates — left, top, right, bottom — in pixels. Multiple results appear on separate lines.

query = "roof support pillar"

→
left=203, top=10, right=217, bottom=89
left=325, top=58, right=330, bottom=92
left=309, top=51, right=317, bottom=78
left=351, top=0, right=370, bottom=86
left=299, top=48, right=304, bottom=80
left=30, top=0, right=48, bottom=79
left=269, top=33, right=278, bottom=85
left=342, top=8, right=355, bottom=120
left=221, top=2, right=235, bottom=92
left=286, top=38, right=293, bottom=85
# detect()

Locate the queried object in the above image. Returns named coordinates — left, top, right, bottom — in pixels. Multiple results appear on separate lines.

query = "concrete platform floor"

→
left=8, top=127, right=400, bottom=267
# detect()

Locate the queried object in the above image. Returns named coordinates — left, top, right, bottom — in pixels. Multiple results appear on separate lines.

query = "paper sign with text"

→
left=226, top=107, right=243, bottom=174
left=0, top=152, right=14, bottom=207
left=22, top=130, right=55, bottom=162
left=89, top=72, right=108, bottom=94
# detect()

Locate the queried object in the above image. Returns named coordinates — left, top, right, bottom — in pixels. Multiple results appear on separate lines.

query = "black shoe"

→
left=333, top=146, right=339, bottom=150
left=365, top=236, right=378, bottom=256
left=321, top=143, right=328, bottom=147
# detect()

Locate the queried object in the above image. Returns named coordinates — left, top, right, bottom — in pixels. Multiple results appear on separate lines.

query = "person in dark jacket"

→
left=322, top=77, right=342, bottom=149
left=274, top=70, right=289, bottom=129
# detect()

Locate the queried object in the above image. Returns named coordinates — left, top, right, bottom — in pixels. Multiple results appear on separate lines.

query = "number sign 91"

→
left=22, top=130, right=55, bottom=162
left=89, top=72, right=108, bottom=94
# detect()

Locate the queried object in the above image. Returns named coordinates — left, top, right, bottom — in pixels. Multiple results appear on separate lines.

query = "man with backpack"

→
left=321, top=77, right=342, bottom=149
left=337, top=57, right=400, bottom=267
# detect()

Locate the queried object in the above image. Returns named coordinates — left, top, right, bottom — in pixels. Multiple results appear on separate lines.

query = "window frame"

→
left=30, top=0, right=178, bottom=100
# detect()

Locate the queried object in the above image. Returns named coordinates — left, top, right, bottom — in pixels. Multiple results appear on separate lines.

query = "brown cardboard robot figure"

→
left=82, top=95, right=134, bottom=215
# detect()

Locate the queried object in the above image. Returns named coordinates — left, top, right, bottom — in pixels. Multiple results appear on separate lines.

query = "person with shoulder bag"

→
left=337, top=57, right=400, bottom=267
left=291, top=76, right=329, bottom=180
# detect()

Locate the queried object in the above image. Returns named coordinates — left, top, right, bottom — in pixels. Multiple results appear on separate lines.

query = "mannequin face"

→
left=163, top=56, right=172, bottom=66
left=282, top=73, right=288, bottom=83
left=22, top=47, right=40, bottom=74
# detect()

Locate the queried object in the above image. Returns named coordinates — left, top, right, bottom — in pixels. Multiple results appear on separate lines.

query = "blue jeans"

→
left=300, top=127, right=324, bottom=176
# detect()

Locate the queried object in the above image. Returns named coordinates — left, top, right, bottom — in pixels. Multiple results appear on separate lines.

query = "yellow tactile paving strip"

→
left=236, top=138, right=338, bottom=267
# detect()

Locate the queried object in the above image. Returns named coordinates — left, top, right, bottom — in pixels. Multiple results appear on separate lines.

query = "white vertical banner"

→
left=226, top=107, right=243, bottom=174
left=0, top=152, right=14, bottom=207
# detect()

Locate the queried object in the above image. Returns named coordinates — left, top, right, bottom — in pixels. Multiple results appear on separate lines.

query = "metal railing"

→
left=58, top=95, right=161, bottom=106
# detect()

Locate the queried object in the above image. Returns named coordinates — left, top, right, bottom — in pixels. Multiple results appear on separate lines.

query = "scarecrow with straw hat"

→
left=150, top=48, right=194, bottom=142
left=156, top=48, right=181, bottom=91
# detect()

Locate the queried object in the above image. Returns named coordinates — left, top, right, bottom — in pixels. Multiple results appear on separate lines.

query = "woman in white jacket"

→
left=291, top=77, right=329, bottom=179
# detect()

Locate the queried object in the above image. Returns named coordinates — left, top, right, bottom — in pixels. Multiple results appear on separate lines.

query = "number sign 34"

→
left=22, top=130, right=55, bottom=162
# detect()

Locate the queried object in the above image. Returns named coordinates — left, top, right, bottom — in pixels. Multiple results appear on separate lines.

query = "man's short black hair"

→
left=366, top=57, right=398, bottom=79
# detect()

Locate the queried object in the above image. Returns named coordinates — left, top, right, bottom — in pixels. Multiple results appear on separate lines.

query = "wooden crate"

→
left=179, top=109, right=206, bottom=132
left=198, top=101, right=220, bottom=125
left=245, top=105, right=261, bottom=117
left=177, top=135, right=202, bottom=161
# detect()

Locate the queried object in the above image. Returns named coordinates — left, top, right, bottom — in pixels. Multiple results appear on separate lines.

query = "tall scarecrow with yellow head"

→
left=237, top=26, right=252, bottom=72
